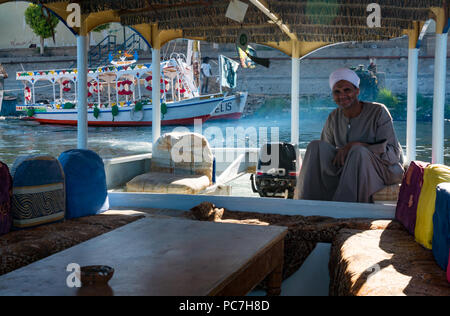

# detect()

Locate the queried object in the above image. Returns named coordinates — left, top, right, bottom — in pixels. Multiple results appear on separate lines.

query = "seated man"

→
left=296, top=68, right=404, bottom=203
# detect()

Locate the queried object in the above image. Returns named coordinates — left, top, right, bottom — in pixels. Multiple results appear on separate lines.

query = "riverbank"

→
left=2, top=34, right=449, bottom=101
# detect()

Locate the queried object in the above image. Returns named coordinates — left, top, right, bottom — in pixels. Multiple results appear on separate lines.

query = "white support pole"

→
left=138, top=76, right=142, bottom=100
left=152, top=47, right=161, bottom=146
left=116, top=76, right=119, bottom=106
left=291, top=57, right=300, bottom=146
left=406, top=48, right=419, bottom=163
left=219, top=56, right=223, bottom=94
left=52, top=82, right=56, bottom=103
left=133, top=77, right=136, bottom=102
left=108, top=83, right=111, bottom=107
left=77, top=35, right=88, bottom=149
left=60, top=81, right=62, bottom=101
left=74, top=79, right=77, bottom=103
left=97, top=78, right=101, bottom=106
left=32, top=83, right=35, bottom=104
left=432, top=33, right=448, bottom=164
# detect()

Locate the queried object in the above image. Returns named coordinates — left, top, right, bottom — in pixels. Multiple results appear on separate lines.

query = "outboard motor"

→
left=250, top=142, right=300, bottom=199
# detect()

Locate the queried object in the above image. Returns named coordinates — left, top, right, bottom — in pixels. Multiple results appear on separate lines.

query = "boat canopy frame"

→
left=16, top=59, right=198, bottom=107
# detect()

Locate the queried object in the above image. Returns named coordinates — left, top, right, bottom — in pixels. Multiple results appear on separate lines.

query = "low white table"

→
left=0, top=217, right=287, bottom=296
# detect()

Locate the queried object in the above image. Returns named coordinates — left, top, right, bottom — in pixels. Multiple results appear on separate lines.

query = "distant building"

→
left=0, top=2, right=135, bottom=50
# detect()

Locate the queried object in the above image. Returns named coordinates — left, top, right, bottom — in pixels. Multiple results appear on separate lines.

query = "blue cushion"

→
left=11, top=155, right=65, bottom=228
left=58, top=149, right=108, bottom=219
left=432, top=183, right=450, bottom=270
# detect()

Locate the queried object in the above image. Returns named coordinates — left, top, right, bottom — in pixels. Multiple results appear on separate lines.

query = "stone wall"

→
left=1, top=35, right=449, bottom=103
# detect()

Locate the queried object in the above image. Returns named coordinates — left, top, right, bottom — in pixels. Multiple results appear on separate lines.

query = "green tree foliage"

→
left=24, top=4, right=59, bottom=55
left=93, top=23, right=110, bottom=33
left=376, top=88, right=404, bottom=120
left=376, top=89, right=445, bottom=122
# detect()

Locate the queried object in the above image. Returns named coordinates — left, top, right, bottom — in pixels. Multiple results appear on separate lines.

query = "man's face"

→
left=332, top=80, right=360, bottom=110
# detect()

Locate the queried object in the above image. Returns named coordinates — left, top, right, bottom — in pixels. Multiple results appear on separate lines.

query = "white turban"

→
left=329, top=68, right=360, bottom=90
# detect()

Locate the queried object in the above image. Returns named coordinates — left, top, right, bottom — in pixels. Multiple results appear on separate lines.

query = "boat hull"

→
left=209, top=92, right=248, bottom=121
left=17, top=96, right=224, bottom=127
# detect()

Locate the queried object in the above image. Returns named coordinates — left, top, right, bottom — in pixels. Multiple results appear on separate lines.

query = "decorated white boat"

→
left=15, top=56, right=247, bottom=126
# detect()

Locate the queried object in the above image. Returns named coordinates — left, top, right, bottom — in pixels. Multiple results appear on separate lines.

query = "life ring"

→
left=144, top=76, right=152, bottom=91
left=24, top=86, right=32, bottom=102
left=177, top=79, right=187, bottom=94
left=130, top=108, right=144, bottom=121
left=62, top=80, right=72, bottom=92
left=87, top=81, right=99, bottom=97
left=117, top=80, right=133, bottom=96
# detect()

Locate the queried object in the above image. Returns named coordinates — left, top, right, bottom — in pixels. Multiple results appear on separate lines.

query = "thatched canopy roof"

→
left=30, top=0, right=448, bottom=44
left=0, top=0, right=443, bottom=55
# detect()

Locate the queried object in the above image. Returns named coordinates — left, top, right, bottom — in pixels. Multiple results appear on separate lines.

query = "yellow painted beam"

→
left=130, top=23, right=152, bottom=47
left=160, top=29, right=184, bottom=47
left=298, top=41, right=330, bottom=58
left=403, top=21, right=421, bottom=49
left=151, top=24, right=160, bottom=49
left=263, top=39, right=330, bottom=58
left=431, top=7, right=446, bottom=34
left=263, top=41, right=292, bottom=56
left=85, top=11, right=120, bottom=34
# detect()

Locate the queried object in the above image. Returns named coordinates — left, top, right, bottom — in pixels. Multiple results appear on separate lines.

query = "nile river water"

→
left=0, top=111, right=448, bottom=167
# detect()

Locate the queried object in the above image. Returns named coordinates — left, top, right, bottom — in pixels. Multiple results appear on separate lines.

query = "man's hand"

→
left=333, top=142, right=367, bottom=167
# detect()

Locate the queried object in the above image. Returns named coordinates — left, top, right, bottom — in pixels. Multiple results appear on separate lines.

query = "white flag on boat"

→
left=219, top=55, right=239, bottom=89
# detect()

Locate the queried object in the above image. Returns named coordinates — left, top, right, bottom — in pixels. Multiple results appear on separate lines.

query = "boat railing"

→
left=172, top=56, right=199, bottom=98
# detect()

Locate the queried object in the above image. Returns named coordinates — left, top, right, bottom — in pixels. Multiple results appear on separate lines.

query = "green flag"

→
left=220, top=55, right=240, bottom=89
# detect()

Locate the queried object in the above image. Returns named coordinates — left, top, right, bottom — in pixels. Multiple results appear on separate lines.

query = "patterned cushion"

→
left=58, top=149, right=108, bottom=219
left=416, top=164, right=450, bottom=249
left=372, top=183, right=401, bottom=202
left=0, top=161, right=12, bottom=235
left=330, top=228, right=450, bottom=296
left=11, top=155, right=65, bottom=229
left=395, top=161, right=429, bottom=235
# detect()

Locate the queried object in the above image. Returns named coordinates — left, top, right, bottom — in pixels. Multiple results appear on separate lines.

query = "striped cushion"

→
left=11, top=155, right=65, bottom=229
left=372, top=183, right=401, bottom=202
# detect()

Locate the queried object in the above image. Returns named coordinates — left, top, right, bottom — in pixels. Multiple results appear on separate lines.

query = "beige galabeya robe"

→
left=296, top=102, right=404, bottom=203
